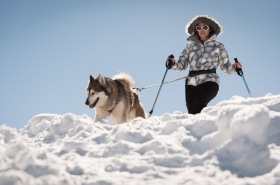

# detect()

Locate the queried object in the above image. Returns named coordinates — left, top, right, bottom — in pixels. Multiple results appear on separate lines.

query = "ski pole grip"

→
left=234, top=58, right=243, bottom=76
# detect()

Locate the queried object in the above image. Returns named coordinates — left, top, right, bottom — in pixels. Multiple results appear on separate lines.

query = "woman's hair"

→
left=209, top=26, right=215, bottom=37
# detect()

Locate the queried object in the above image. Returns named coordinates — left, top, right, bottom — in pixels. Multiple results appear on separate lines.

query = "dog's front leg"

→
left=94, top=107, right=110, bottom=123
left=111, top=102, right=128, bottom=124
left=111, top=114, right=127, bottom=125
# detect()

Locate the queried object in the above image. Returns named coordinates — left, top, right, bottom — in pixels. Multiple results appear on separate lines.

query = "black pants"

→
left=185, top=81, right=219, bottom=114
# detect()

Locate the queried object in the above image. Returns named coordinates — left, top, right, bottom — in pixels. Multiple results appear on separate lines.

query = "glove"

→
left=166, top=54, right=175, bottom=69
left=234, top=58, right=243, bottom=76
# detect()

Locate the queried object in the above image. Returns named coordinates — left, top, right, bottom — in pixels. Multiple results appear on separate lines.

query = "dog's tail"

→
left=112, top=73, right=134, bottom=87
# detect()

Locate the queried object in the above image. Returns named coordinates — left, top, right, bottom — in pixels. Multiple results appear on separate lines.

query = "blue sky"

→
left=1, top=0, right=279, bottom=129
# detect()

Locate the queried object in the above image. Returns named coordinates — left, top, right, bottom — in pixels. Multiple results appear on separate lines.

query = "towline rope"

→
left=133, top=76, right=187, bottom=92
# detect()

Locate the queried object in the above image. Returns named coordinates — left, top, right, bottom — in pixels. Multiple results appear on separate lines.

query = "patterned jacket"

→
left=172, top=34, right=236, bottom=86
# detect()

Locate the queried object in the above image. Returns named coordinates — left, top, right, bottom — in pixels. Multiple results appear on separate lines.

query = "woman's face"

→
left=196, top=23, right=210, bottom=41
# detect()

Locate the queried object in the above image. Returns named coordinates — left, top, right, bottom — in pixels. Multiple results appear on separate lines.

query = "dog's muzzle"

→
left=85, top=98, right=89, bottom=105
left=85, top=97, right=99, bottom=108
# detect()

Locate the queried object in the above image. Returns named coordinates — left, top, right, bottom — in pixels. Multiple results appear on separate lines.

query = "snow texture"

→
left=1, top=94, right=280, bottom=185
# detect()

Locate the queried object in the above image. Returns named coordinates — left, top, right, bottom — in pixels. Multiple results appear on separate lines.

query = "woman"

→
left=166, top=15, right=242, bottom=114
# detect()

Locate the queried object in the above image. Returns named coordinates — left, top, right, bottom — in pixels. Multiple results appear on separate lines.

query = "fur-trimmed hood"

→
left=185, top=15, right=222, bottom=37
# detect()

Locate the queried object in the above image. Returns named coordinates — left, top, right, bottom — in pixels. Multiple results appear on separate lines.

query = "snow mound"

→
left=1, top=94, right=280, bottom=185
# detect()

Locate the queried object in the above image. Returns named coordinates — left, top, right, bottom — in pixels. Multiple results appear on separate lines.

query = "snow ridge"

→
left=1, top=94, right=280, bottom=185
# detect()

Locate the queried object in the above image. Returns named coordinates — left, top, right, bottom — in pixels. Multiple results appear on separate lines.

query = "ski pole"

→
left=149, top=67, right=169, bottom=117
left=234, top=58, right=252, bottom=97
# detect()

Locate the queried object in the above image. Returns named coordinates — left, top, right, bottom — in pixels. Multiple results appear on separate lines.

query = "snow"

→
left=1, top=94, right=280, bottom=185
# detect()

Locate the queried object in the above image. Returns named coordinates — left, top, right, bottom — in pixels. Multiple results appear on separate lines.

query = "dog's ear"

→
left=97, top=74, right=106, bottom=86
left=89, top=75, right=94, bottom=81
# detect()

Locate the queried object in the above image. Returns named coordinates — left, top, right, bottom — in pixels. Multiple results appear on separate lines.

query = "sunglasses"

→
left=196, top=25, right=210, bottom=31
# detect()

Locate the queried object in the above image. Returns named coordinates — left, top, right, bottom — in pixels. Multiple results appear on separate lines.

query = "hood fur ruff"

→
left=185, top=15, right=222, bottom=36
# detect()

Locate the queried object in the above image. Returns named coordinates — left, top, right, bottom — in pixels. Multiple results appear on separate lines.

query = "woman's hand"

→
left=166, top=54, right=175, bottom=69
left=233, top=59, right=243, bottom=76
left=234, top=61, right=242, bottom=69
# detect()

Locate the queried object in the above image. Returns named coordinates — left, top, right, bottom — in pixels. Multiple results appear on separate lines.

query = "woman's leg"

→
left=185, top=84, right=197, bottom=114
left=186, top=81, right=219, bottom=114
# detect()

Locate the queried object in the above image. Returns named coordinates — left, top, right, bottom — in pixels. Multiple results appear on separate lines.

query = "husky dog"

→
left=85, top=73, right=146, bottom=124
